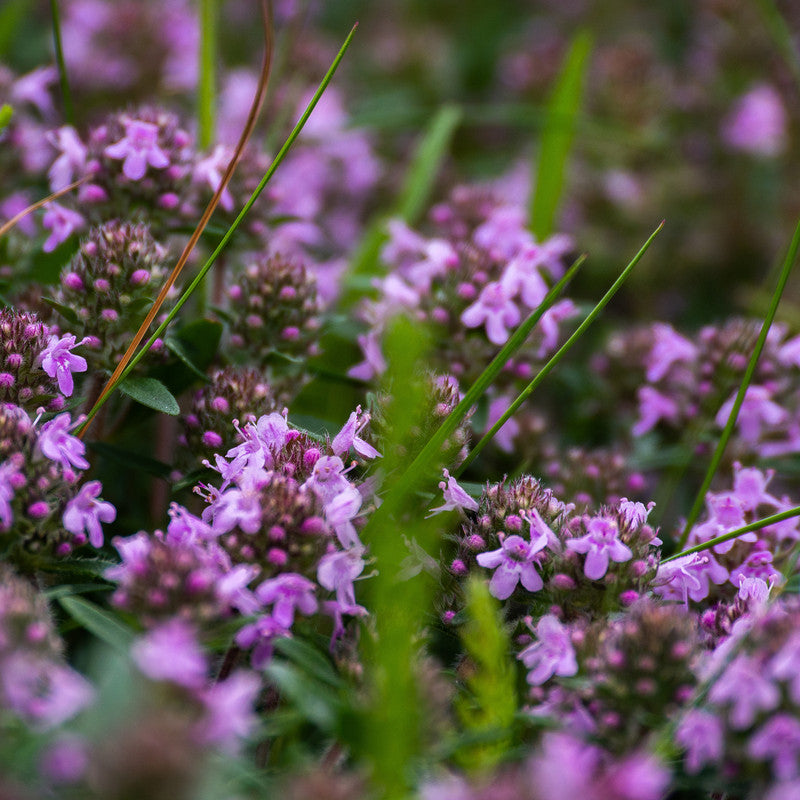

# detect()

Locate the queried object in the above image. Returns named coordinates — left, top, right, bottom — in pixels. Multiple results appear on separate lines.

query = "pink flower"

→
left=566, top=516, right=632, bottom=580
left=332, top=405, right=381, bottom=459
left=132, top=619, right=207, bottom=689
left=40, top=333, right=88, bottom=397
left=675, top=710, right=724, bottom=774
left=317, top=547, right=365, bottom=607
left=645, top=323, right=697, bottom=382
left=518, top=615, right=578, bottom=685
left=476, top=520, right=548, bottom=600
left=722, top=84, right=787, bottom=157
left=461, top=281, right=521, bottom=345
left=427, top=469, right=479, bottom=516
left=62, top=480, right=116, bottom=548
left=633, top=387, right=679, bottom=436
left=41, top=203, right=85, bottom=252
left=196, top=670, right=260, bottom=753
left=193, top=145, right=234, bottom=211
left=104, top=118, right=170, bottom=180
left=255, top=573, right=318, bottom=628
left=38, top=413, right=90, bottom=471
left=715, top=385, right=788, bottom=444
left=46, top=126, right=87, bottom=190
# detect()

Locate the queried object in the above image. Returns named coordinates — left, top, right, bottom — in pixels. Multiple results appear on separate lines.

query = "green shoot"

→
left=49, top=0, right=74, bottom=126
left=198, top=0, right=218, bottom=149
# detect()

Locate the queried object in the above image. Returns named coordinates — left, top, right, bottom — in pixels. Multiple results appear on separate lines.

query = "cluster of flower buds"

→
left=108, top=404, right=379, bottom=670
left=0, top=309, right=66, bottom=412
left=603, top=319, right=800, bottom=462
left=226, top=254, right=322, bottom=368
left=443, top=473, right=661, bottom=623
left=349, top=186, right=575, bottom=453
left=179, top=366, right=279, bottom=465
left=0, top=405, right=114, bottom=558
left=0, top=565, right=93, bottom=730
left=674, top=595, right=800, bottom=797
left=51, top=221, right=169, bottom=370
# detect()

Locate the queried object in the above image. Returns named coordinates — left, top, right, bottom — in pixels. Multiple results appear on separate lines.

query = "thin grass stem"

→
left=663, top=504, right=800, bottom=564
left=678, top=218, right=800, bottom=547
left=76, top=23, right=359, bottom=438
left=198, top=0, right=218, bottom=149
left=49, top=0, right=74, bottom=126
left=457, top=221, right=664, bottom=475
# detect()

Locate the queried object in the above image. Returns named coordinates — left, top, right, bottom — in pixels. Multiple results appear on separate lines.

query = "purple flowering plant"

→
left=4, top=3, right=800, bottom=799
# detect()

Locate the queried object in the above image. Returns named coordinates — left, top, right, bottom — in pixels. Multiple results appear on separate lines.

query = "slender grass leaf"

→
left=530, top=31, right=592, bottom=239
left=753, top=0, right=800, bottom=90
left=58, top=596, right=135, bottom=651
left=459, top=222, right=663, bottom=474
left=198, top=0, right=217, bottom=149
left=272, top=637, right=343, bottom=688
left=118, top=376, right=180, bottom=416
left=44, top=583, right=112, bottom=601
left=49, top=0, right=74, bottom=126
left=664, top=504, right=800, bottom=564
left=78, top=22, right=357, bottom=437
left=678, top=217, right=800, bottom=546
left=371, top=255, right=585, bottom=521
left=0, top=104, right=12, bottom=134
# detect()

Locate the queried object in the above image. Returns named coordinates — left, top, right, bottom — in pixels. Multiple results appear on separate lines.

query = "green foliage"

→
left=530, top=30, right=592, bottom=240
left=0, top=104, right=12, bottom=134
left=454, top=577, right=517, bottom=774
left=198, top=0, right=217, bottom=149
left=118, top=375, right=181, bottom=416
left=58, top=595, right=136, bottom=652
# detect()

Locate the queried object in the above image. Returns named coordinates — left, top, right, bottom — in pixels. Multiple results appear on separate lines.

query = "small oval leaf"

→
left=118, top=376, right=180, bottom=416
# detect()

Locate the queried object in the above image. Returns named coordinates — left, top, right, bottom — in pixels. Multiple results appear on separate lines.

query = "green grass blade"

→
left=678, top=218, right=800, bottom=547
left=355, top=317, right=441, bottom=800
left=49, top=0, right=74, bottom=126
left=663, top=504, right=800, bottom=564
left=76, top=23, right=358, bottom=436
left=0, top=0, right=32, bottom=59
left=530, top=30, right=592, bottom=239
left=378, top=254, right=585, bottom=513
left=341, top=105, right=462, bottom=303
left=753, top=0, right=800, bottom=90
left=198, top=0, right=218, bottom=149
left=459, top=222, right=664, bottom=475
left=0, top=104, right=12, bottom=135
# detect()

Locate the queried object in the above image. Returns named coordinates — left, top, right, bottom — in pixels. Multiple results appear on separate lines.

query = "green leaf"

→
left=0, top=0, right=31, bottom=58
left=530, top=30, right=592, bottom=239
left=272, top=637, right=343, bottom=688
left=58, top=596, right=135, bottom=651
left=87, top=440, right=172, bottom=479
left=264, top=661, right=339, bottom=730
left=165, top=338, right=211, bottom=380
left=118, top=376, right=180, bottom=416
left=0, top=104, right=12, bottom=135
left=172, top=318, right=222, bottom=370
left=41, top=296, right=80, bottom=326
left=44, top=583, right=112, bottom=601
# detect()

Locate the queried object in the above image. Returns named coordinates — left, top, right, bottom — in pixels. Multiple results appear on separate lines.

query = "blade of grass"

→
left=77, top=0, right=275, bottom=438
left=49, top=0, right=74, bottom=126
left=459, top=221, right=664, bottom=475
left=77, top=22, right=358, bottom=438
left=355, top=317, right=440, bottom=800
left=0, top=0, right=32, bottom=60
left=0, top=177, right=87, bottom=240
left=663, top=504, right=800, bottom=563
left=530, top=30, right=592, bottom=239
left=198, top=0, right=218, bottom=149
left=0, top=104, right=12, bottom=134
left=678, top=218, right=800, bottom=547
left=340, top=105, right=461, bottom=305
left=753, top=0, right=800, bottom=91
left=369, top=254, right=585, bottom=521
